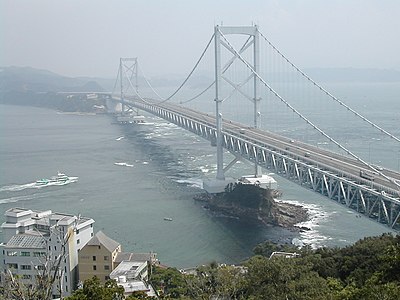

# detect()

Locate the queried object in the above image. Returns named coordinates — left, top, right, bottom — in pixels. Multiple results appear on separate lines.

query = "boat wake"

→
left=0, top=193, right=43, bottom=204
left=0, top=183, right=37, bottom=192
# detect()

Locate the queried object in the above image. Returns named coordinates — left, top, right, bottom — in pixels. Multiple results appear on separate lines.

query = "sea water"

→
left=0, top=82, right=398, bottom=268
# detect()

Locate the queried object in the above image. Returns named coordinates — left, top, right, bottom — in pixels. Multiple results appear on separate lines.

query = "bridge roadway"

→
left=114, top=96, right=400, bottom=229
left=147, top=100, right=400, bottom=191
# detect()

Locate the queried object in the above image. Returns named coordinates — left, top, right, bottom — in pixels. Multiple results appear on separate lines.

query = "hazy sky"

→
left=1, top=0, right=400, bottom=78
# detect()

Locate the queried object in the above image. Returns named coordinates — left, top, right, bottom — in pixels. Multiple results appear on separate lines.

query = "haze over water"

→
left=0, top=81, right=398, bottom=268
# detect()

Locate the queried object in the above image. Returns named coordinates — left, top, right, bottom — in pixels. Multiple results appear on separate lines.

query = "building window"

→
left=21, top=265, right=32, bottom=270
left=37, top=265, right=45, bottom=271
left=93, top=265, right=97, bottom=271
left=77, top=239, right=80, bottom=244
left=105, top=276, right=110, bottom=281
left=22, top=275, right=32, bottom=280
left=92, top=256, right=96, bottom=261
left=8, top=263, right=18, bottom=269
left=33, top=252, right=46, bottom=257
left=7, top=251, right=17, bottom=256
left=20, top=251, right=30, bottom=257
left=91, top=233, right=94, bottom=237
left=104, top=265, right=110, bottom=270
left=104, top=256, right=109, bottom=261
left=76, top=229, right=80, bottom=234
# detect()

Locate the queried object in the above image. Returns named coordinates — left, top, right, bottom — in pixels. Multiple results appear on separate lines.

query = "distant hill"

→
left=0, top=66, right=111, bottom=93
left=0, top=66, right=115, bottom=112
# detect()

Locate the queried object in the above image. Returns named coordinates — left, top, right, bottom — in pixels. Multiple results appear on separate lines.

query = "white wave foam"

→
left=116, top=136, right=125, bottom=141
left=114, top=162, right=134, bottom=167
left=175, top=178, right=203, bottom=189
left=199, top=166, right=210, bottom=173
left=277, top=199, right=332, bottom=249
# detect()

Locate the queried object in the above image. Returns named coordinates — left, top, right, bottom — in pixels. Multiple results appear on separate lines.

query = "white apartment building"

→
left=0, top=207, right=95, bottom=298
left=110, top=261, right=157, bottom=298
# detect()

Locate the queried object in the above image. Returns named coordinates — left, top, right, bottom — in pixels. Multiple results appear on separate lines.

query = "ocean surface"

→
left=0, top=82, right=398, bottom=268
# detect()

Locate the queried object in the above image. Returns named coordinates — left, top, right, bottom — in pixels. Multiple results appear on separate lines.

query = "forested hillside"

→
left=0, top=66, right=110, bottom=112
left=143, top=233, right=399, bottom=299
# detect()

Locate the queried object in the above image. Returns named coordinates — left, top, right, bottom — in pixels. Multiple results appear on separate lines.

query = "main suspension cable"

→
left=137, top=62, right=165, bottom=101
left=259, top=31, right=400, bottom=144
left=111, top=66, right=121, bottom=96
left=180, top=35, right=253, bottom=105
left=143, top=33, right=215, bottom=105
left=179, top=81, right=214, bottom=104
left=218, top=28, right=400, bottom=188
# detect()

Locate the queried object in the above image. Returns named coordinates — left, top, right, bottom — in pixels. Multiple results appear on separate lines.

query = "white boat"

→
left=54, top=172, right=69, bottom=182
left=36, top=179, right=49, bottom=185
left=36, top=172, right=70, bottom=186
left=163, top=217, right=173, bottom=221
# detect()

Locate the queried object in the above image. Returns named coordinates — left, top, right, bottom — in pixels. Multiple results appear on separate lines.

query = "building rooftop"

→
left=116, top=280, right=154, bottom=296
left=2, top=207, right=94, bottom=230
left=87, top=231, right=120, bottom=252
left=5, top=234, right=46, bottom=249
left=110, top=261, right=156, bottom=297
left=110, top=261, right=146, bottom=280
left=115, top=252, right=156, bottom=263
left=5, top=207, right=33, bottom=216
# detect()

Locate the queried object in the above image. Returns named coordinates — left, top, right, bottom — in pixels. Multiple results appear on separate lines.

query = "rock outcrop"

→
left=195, top=182, right=308, bottom=229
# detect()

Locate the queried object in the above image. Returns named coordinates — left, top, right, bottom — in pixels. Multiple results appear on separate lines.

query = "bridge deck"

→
left=112, top=96, right=400, bottom=229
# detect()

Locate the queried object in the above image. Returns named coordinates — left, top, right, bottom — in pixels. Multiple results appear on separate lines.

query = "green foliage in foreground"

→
left=149, top=233, right=400, bottom=299
left=57, top=234, right=400, bottom=299
left=65, top=276, right=124, bottom=300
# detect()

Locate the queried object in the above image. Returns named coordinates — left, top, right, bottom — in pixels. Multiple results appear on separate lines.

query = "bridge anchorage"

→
left=111, top=25, right=400, bottom=230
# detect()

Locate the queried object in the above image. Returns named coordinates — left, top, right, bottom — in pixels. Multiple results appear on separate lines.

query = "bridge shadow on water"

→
left=117, top=121, right=301, bottom=264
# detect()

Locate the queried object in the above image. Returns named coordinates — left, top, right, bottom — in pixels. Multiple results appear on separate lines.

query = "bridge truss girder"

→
left=222, top=133, right=400, bottom=229
left=125, top=99, right=400, bottom=230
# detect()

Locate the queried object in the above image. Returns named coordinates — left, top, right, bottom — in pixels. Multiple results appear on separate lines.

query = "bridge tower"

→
left=204, top=25, right=263, bottom=193
left=118, top=57, right=138, bottom=115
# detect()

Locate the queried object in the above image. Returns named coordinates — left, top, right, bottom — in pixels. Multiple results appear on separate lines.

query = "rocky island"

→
left=195, top=182, right=308, bottom=230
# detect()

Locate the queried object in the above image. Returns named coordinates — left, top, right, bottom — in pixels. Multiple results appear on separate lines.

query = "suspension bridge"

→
left=107, top=25, right=400, bottom=230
